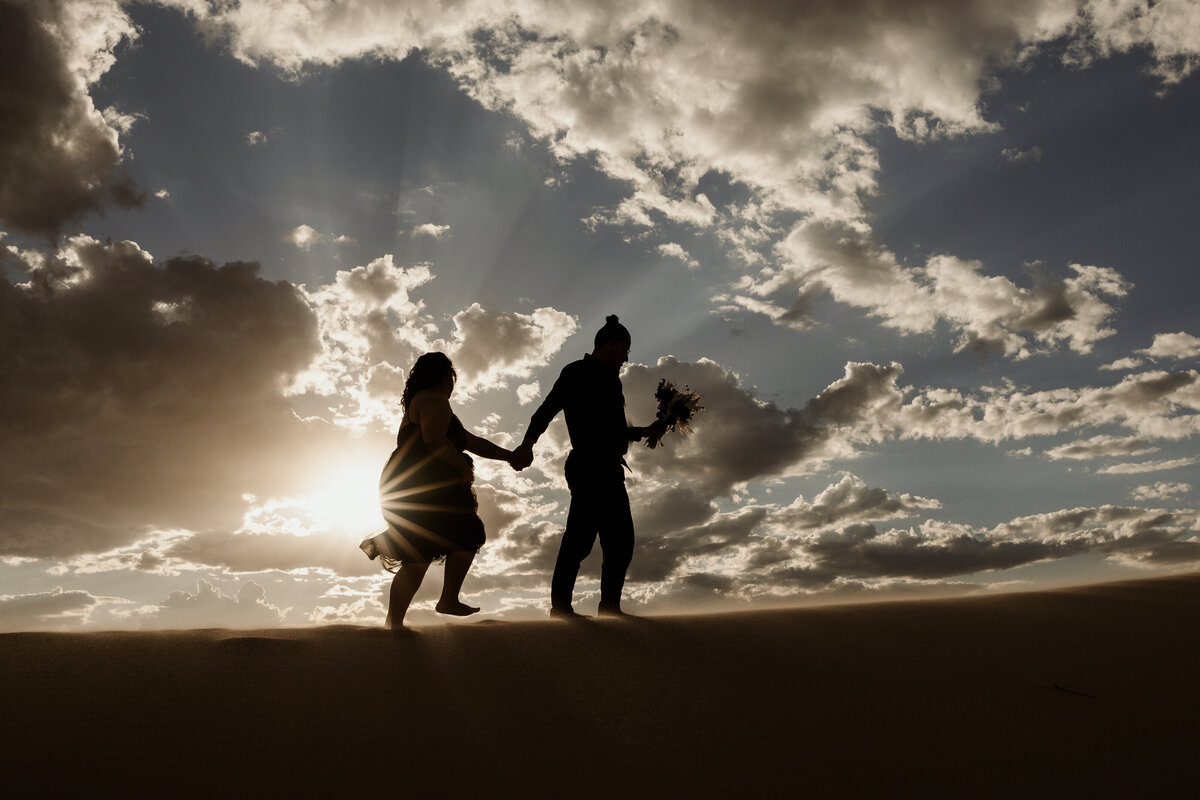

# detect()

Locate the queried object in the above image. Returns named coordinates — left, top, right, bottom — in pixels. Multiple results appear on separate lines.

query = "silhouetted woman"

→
left=363, top=352, right=514, bottom=629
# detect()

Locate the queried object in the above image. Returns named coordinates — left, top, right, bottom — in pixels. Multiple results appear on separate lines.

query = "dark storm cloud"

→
left=0, top=0, right=142, bottom=237
left=0, top=236, right=330, bottom=558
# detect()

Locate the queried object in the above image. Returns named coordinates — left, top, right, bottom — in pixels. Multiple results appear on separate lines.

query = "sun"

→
left=305, top=457, right=386, bottom=540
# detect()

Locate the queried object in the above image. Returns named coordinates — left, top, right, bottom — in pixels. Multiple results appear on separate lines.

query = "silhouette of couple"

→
left=365, top=315, right=668, bottom=629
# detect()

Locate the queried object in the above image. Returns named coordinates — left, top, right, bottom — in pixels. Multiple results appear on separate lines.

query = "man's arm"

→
left=510, top=367, right=571, bottom=469
left=523, top=375, right=568, bottom=445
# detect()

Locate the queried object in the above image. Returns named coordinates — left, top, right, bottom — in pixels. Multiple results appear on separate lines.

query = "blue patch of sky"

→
left=88, top=5, right=734, bottom=361
left=868, top=44, right=1200, bottom=385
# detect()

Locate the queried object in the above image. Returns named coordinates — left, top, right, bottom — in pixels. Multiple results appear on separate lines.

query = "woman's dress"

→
left=364, top=414, right=486, bottom=569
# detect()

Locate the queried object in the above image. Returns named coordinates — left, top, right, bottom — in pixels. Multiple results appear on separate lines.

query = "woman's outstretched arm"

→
left=461, top=431, right=515, bottom=462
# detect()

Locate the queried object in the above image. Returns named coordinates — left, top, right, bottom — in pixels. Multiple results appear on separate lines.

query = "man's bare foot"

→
left=435, top=600, right=481, bottom=617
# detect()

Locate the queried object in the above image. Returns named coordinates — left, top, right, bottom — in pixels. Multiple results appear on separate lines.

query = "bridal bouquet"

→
left=646, top=379, right=703, bottom=448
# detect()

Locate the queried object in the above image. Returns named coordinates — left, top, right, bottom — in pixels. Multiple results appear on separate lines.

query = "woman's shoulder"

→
left=408, top=389, right=451, bottom=416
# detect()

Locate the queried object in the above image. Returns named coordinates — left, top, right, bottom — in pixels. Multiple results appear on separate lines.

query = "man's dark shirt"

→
left=524, top=353, right=639, bottom=461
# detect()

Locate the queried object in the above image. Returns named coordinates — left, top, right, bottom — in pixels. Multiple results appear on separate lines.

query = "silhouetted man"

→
left=510, top=315, right=667, bottom=617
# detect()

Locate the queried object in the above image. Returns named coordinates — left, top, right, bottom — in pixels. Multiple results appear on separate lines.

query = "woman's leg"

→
left=435, top=549, right=480, bottom=616
left=386, top=560, right=430, bottom=628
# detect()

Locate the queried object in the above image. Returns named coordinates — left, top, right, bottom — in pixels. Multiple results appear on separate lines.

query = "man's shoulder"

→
left=558, top=356, right=592, bottom=378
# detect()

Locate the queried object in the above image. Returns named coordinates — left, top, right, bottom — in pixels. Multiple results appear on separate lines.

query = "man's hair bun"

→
left=595, top=314, right=630, bottom=347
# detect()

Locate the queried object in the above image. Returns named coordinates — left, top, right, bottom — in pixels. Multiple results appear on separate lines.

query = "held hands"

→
left=509, top=441, right=535, bottom=471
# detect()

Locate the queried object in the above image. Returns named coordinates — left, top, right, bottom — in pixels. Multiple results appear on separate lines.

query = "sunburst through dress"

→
left=360, top=415, right=486, bottom=571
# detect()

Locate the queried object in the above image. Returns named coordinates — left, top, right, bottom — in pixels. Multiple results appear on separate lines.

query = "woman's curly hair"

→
left=401, top=352, right=457, bottom=412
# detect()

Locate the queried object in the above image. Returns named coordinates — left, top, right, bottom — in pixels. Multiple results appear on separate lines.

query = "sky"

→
left=2, top=0, right=1199, bottom=630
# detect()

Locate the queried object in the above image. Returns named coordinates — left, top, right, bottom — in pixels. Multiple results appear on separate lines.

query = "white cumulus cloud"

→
left=412, top=223, right=450, bottom=238
left=1132, top=482, right=1192, bottom=501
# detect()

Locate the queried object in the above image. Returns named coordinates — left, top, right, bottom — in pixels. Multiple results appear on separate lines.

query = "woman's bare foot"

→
left=435, top=599, right=481, bottom=616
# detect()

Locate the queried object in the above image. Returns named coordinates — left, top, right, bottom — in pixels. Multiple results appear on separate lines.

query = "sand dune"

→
left=3, top=573, right=1199, bottom=797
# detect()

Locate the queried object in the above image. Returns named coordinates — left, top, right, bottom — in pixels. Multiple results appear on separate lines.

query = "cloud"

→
left=285, top=254, right=434, bottom=425
left=411, top=223, right=450, bottom=238
left=517, top=381, right=541, bottom=405
left=657, top=242, right=699, bottom=269
left=162, top=529, right=365, bottom=575
left=892, top=368, right=1200, bottom=444
left=1044, top=434, right=1159, bottom=461
left=1067, top=0, right=1200, bottom=85
left=619, top=357, right=1200, bottom=502
left=0, top=587, right=96, bottom=631
left=444, top=304, right=579, bottom=396
left=0, top=243, right=585, bottom=570
left=583, top=355, right=1200, bottom=593
left=46, top=529, right=193, bottom=577
left=0, top=0, right=143, bottom=237
left=308, top=595, right=385, bottom=625
left=771, top=473, right=941, bottom=530
left=1138, top=331, right=1200, bottom=361
left=284, top=224, right=324, bottom=250
left=1132, top=482, right=1192, bottom=502
left=164, top=0, right=1200, bottom=359
left=626, top=498, right=1200, bottom=601
left=1097, top=457, right=1199, bottom=475
left=0, top=235, right=340, bottom=558
left=9, top=1, right=1200, bottom=620
left=624, top=474, right=937, bottom=587
left=742, top=223, right=1129, bottom=357
left=136, top=579, right=287, bottom=629
left=632, top=485, right=721, bottom=540
left=283, top=225, right=355, bottom=251
left=787, top=505, right=1200, bottom=583
left=621, top=357, right=905, bottom=497
left=1101, top=356, right=1145, bottom=371
left=1102, top=332, right=1200, bottom=373
left=283, top=257, right=577, bottom=425
left=1001, top=146, right=1043, bottom=163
